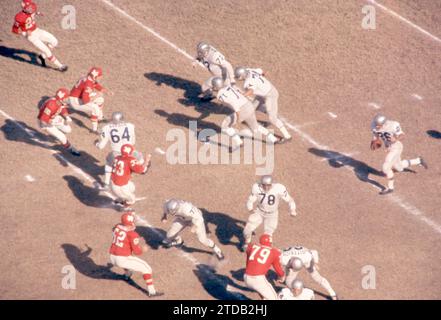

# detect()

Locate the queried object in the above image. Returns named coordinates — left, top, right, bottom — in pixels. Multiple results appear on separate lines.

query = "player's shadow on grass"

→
left=0, top=45, right=42, bottom=67
left=1, top=119, right=104, bottom=182
left=154, top=109, right=221, bottom=133
left=63, top=175, right=114, bottom=209
left=201, top=208, right=246, bottom=251
left=308, top=148, right=385, bottom=190
left=0, top=118, right=55, bottom=148
left=145, top=72, right=231, bottom=119
left=193, top=264, right=251, bottom=300
left=54, top=149, right=104, bottom=183
left=0, top=45, right=58, bottom=70
left=427, top=130, right=441, bottom=139
left=136, top=226, right=167, bottom=250
left=61, top=243, right=149, bottom=295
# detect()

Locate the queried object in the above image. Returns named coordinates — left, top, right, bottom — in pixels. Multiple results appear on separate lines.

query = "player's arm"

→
left=394, top=123, right=405, bottom=141
left=242, top=79, right=255, bottom=97
left=12, top=20, right=22, bottom=34
left=281, top=187, right=297, bottom=216
left=60, top=105, right=72, bottom=123
left=272, top=251, right=285, bottom=280
left=129, top=233, right=145, bottom=256
left=221, top=59, right=236, bottom=86
left=95, top=127, right=109, bottom=149
left=130, top=159, right=149, bottom=175
left=81, top=86, right=92, bottom=103
left=246, top=186, right=258, bottom=212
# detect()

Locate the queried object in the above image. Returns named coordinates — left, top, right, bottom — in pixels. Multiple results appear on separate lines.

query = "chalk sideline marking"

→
left=368, top=102, right=381, bottom=110
left=25, top=174, right=36, bottom=182
left=96, top=0, right=440, bottom=236
left=368, top=0, right=441, bottom=44
left=412, top=93, right=423, bottom=101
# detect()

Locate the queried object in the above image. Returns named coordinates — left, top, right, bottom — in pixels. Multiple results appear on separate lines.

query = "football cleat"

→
left=379, top=188, right=394, bottom=195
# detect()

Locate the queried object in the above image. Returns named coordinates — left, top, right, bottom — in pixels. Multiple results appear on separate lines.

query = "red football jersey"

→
left=38, top=98, right=68, bottom=124
left=109, top=224, right=143, bottom=256
left=12, top=11, right=37, bottom=34
left=111, top=154, right=147, bottom=186
left=70, top=77, right=103, bottom=103
left=245, top=243, right=285, bottom=277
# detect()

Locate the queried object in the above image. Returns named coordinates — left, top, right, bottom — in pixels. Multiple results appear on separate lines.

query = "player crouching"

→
left=110, top=144, right=151, bottom=209
left=69, top=67, right=110, bottom=133
left=109, top=212, right=163, bottom=297
left=37, top=88, right=80, bottom=156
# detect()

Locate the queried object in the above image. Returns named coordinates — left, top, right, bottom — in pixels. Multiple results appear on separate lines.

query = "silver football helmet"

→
left=234, top=66, right=247, bottom=80
left=290, top=257, right=303, bottom=271
left=197, top=41, right=210, bottom=58
left=164, top=199, right=180, bottom=216
left=112, top=112, right=124, bottom=124
left=292, top=279, right=304, bottom=290
left=260, top=175, right=273, bottom=186
left=373, top=114, right=387, bottom=127
left=211, top=77, right=224, bottom=91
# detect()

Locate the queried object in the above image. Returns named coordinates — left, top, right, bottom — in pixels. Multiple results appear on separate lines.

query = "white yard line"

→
left=25, top=174, right=36, bottom=182
left=97, top=0, right=441, bottom=236
left=412, top=93, right=423, bottom=101
left=368, top=102, right=381, bottom=110
left=367, top=0, right=441, bottom=44
left=154, top=147, right=166, bottom=155
left=327, top=112, right=338, bottom=119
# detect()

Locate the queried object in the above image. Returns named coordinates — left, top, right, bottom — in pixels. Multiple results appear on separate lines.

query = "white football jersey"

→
left=243, top=69, right=273, bottom=97
left=97, top=122, right=136, bottom=153
left=371, top=120, right=403, bottom=147
left=217, top=85, right=249, bottom=112
left=174, top=201, right=202, bottom=223
left=278, top=288, right=315, bottom=300
left=201, top=47, right=235, bottom=84
left=280, top=246, right=318, bottom=269
left=247, top=183, right=296, bottom=213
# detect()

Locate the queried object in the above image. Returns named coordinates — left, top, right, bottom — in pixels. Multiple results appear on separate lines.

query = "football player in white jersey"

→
left=194, top=41, right=236, bottom=100
left=278, top=279, right=315, bottom=300
left=211, top=77, right=280, bottom=149
left=161, top=199, right=225, bottom=260
left=280, top=246, right=337, bottom=300
left=243, top=176, right=297, bottom=248
left=95, top=112, right=140, bottom=189
left=370, top=114, right=428, bottom=195
left=234, top=66, right=292, bottom=143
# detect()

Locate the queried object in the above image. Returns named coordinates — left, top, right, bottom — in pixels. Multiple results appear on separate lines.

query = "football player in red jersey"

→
left=110, top=144, right=151, bottom=209
left=244, top=234, right=284, bottom=300
left=69, top=67, right=111, bottom=133
left=37, top=88, right=80, bottom=156
left=109, top=212, right=163, bottom=297
left=12, top=1, right=67, bottom=71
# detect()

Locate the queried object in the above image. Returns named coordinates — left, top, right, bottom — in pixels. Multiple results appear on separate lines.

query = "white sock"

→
left=267, top=133, right=278, bottom=143
left=147, top=285, right=156, bottom=294
left=49, top=56, right=63, bottom=68
left=387, top=179, right=395, bottom=190
left=92, top=121, right=98, bottom=132
left=279, top=126, right=291, bottom=139
left=409, top=158, right=421, bottom=166
left=104, top=172, right=111, bottom=185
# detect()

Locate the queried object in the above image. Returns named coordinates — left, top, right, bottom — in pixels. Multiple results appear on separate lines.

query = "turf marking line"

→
left=368, top=0, right=441, bottom=44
